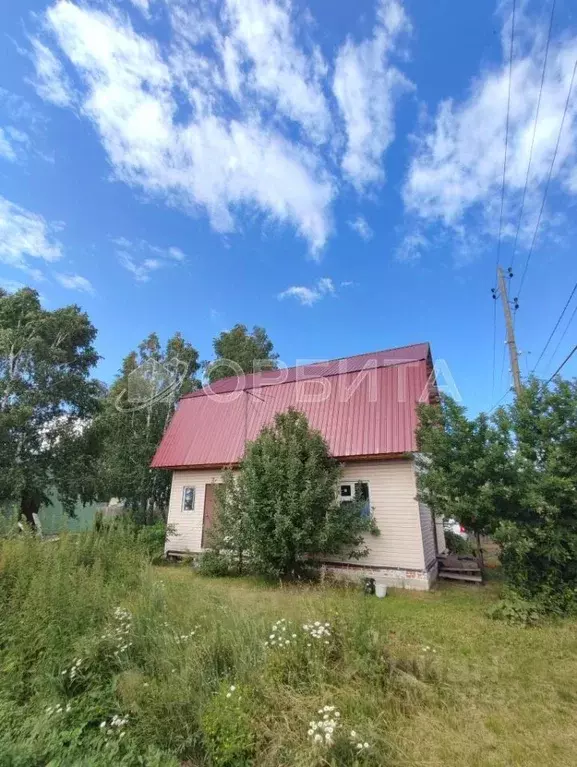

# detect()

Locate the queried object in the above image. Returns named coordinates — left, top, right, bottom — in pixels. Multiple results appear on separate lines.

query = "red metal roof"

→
left=152, top=343, right=433, bottom=469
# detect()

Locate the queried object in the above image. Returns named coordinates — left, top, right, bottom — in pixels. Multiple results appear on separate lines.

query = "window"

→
left=340, top=484, right=352, bottom=499
left=182, top=486, right=195, bottom=511
left=340, top=481, right=371, bottom=518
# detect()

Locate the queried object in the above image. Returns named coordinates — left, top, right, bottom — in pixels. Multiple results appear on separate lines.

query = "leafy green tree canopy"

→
left=206, top=324, right=278, bottom=383
left=212, top=408, right=378, bottom=578
left=98, top=332, right=200, bottom=523
left=417, top=379, right=577, bottom=610
left=0, top=288, right=103, bottom=524
left=416, top=394, right=515, bottom=538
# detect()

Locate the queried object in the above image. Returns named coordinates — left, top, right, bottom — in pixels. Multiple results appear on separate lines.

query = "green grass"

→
left=1, top=532, right=577, bottom=766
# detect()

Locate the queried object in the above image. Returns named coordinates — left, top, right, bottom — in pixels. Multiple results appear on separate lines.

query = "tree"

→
left=206, top=324, right=278, bottom=383
left=493, top=378, right=577, bottom=608
left=416, top=395, right=515, bottom=556
left=416, top=380, right=577, bottom=610
left=212, top=409, right=378, bottom=578
left=98, top=332, right=200, bottom=523
left=0, top=287, right=103, bottom=525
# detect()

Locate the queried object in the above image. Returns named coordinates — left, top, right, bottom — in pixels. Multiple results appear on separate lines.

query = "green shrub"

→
left=487, top=595, right=543, bottom=626
left=444, top=529, right=474, bottom=556
left=213, top=409, right=379, bottom=579
left=198, top=549, right=236, bottom=577
left=137, top=521, right=174, bottom=562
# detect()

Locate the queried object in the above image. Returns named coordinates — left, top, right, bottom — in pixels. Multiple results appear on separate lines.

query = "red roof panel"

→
left=152, top=343, right=432, bottom=469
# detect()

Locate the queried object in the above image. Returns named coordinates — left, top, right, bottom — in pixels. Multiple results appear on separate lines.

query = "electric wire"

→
left=517, top=58, right=577, bottom=298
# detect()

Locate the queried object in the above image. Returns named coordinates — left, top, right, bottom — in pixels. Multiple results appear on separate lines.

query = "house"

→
left=151, top=342, right=446, bottom=590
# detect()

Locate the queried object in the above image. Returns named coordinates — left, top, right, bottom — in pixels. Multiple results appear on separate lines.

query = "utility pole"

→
left=494, top=266, right=522, bottom=396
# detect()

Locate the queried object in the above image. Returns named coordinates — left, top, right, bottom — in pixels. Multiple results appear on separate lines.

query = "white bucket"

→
left=375, top=582, right=387, bottom=598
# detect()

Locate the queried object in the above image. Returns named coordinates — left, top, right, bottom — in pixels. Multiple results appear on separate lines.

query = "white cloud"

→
left=0, top=196, right=62, bottom=276
left=333, top=0, right=412, bottom=190
left=54, top=272, right=95, bottom=294
left=30, top=38, right=75, bottom=107
left=0, top=90, right=51, bottom=165
left=278, top=276, right=335, bottom=306
left=118, top=251, right=158, bottom=282
left=167, top=246, right=185, bottom=261
left=395, top=231, right=429, bottom=263
left=348, top=215, right=373, bottom=240
left=403, top=9, right=577, bottom=248
left=41, top=0, right=336, bottom=254
left=128, top=0, right=151, bottom=17
left=317, top=276, right=335, bottom=294
left=114, top=237, right=184, bottom=281
left=222, top=0, right=330, bottom=142
left=0, top=128, right=16, bottom=161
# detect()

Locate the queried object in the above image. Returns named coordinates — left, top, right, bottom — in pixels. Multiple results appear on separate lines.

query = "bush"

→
left=487, top=594, right=543, bottom=626
left=198, top=549, right=235, bottom=577
left=444, top=529, right=474, bottom=556
left=137, top=520, right=173, bottom=562
left=212, top=409, right=379, bottom=579
left=495, top=520, right=577, bottom=615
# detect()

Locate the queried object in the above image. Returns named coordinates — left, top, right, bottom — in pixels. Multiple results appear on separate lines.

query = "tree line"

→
left=3, top=284, right=577, bottom=615
left=0, top=287, right=278, bottom=525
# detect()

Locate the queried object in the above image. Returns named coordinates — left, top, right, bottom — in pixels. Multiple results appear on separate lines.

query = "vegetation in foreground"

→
left=417, top=379, right=577, bottom=614
left=2, top=530, right=577, bottom=767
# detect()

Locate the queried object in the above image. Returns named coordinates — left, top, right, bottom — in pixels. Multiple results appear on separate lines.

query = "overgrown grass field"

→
left=1, top=531, right=577, bottom=766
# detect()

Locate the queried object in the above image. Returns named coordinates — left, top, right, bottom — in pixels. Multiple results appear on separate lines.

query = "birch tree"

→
left=0, top=287, right=102, bottom=525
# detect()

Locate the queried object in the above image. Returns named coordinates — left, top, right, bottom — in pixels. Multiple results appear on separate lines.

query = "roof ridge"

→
left=183, top=342, right=430, bottom=399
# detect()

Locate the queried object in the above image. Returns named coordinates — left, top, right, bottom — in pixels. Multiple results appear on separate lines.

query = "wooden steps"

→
left=438, top=571, right=483, bottom=583
left=437, top=554, right=483, bottom=584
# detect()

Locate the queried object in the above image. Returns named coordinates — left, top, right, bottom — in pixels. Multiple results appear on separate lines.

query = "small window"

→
left=340, top=483, right=352, bottom=499
left=182, top=486, right=195, bottom=511
left=340, top=481, right=371, bottom=517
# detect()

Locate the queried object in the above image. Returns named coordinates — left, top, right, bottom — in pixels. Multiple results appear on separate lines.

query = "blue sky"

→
left=1, top=0, right=576, bottom=414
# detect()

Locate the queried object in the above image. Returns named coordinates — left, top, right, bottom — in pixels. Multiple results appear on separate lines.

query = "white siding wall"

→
left=166, top=459, right=426, bottom=573
left=326, top=460, right=425, bottom=570
left=165, top=469, right=225, bottom=554
left=418, top=502, right=437, bottom=568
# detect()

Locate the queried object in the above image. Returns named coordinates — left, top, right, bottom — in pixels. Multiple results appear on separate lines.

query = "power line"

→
left=532, top=278, right=577, bottom=373
left=495, top=0, right=517, bottom=278
left=488, top=387, right=513, bottom=415
left=517, top=58, right=577, bottom=298
left=492, top=0, right=516, bottom=401
left=509, top=0, right=556, bottom=272
left=545, top=299, right=577, bottom=374
left=546, top=343, right=577, bottom=384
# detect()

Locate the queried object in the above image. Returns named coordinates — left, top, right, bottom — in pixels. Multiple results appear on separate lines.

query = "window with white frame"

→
left=182, top=486, right=196, bottom=511
left=339, top=481, right=371, bottom=518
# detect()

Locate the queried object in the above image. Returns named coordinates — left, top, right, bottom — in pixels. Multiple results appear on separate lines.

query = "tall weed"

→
left=0, top=535, right=445, bottom=765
